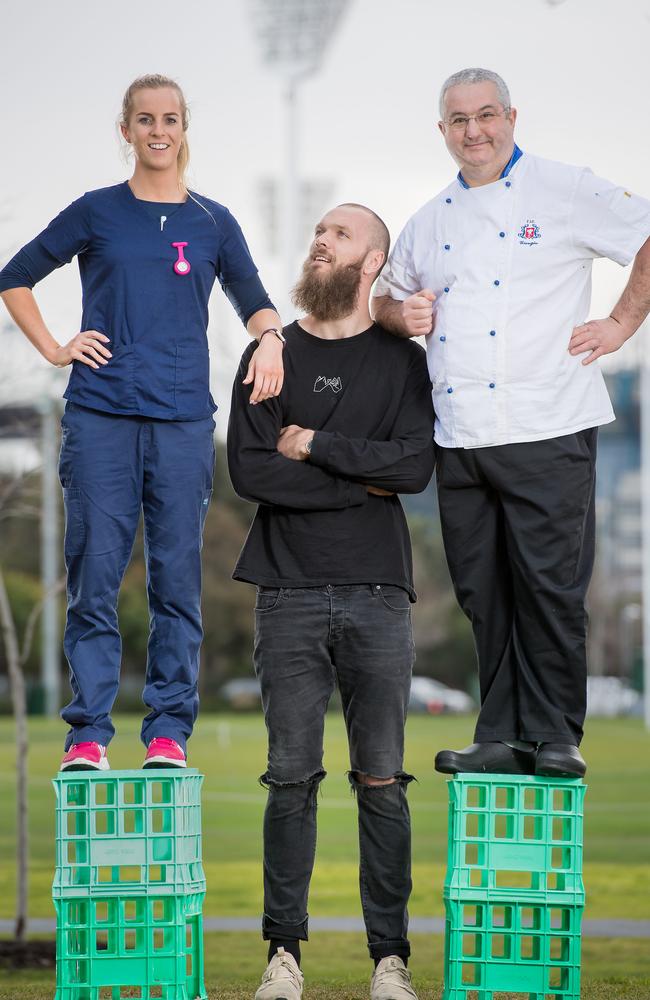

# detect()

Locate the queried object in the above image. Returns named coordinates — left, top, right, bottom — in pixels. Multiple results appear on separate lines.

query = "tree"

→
left=0, top=412, right=63, bottom=951
left=0, top=564, right=64, bottom=942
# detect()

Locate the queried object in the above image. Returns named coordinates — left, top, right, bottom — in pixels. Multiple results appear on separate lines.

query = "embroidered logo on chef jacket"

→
left=313, top=376, right=342, bottom=393
left=518, top=220, right=542, bottom=245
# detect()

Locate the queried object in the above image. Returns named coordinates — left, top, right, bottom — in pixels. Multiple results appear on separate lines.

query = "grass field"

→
left=1, top=932, right=650, bottom=1000
left=0, top=712, right=649, bottom=997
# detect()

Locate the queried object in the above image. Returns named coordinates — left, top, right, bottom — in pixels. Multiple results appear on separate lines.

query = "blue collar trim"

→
left=457, top=144, right=523, bottom=190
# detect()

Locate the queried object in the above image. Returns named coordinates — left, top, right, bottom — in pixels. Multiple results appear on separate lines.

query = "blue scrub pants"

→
left=58, top=402, right=215, bottom=751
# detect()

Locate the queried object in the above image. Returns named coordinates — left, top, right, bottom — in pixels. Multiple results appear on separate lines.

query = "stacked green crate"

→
left=442, top=774, right=586, bottom=1000
left=52, top=770, right=207, bottom=1000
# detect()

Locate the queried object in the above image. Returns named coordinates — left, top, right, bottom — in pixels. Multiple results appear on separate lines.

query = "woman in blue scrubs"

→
left=0, top=74, right=285, bottom=771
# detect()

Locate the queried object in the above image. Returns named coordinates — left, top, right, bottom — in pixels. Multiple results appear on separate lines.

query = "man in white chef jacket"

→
left=374, top=67, right=650, bottom=778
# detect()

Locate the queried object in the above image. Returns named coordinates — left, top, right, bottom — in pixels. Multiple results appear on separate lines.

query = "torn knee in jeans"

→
left=259, top=768, right=326, bottom=789
left=356, top=773, right=396, bottom=787
left=348, top=769, right=415, bottom=791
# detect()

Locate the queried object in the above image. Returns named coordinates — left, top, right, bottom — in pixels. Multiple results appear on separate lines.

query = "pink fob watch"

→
left=172, top=242, right=191, bottom=276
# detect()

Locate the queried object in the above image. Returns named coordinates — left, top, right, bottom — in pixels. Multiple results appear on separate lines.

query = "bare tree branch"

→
left=0, top=564, right=28, bottom=942
left=20, top=576, right=66, bottom=667
left=0, top=474, right=32, bottom=515
left=0, top=505, right=41, bottom=522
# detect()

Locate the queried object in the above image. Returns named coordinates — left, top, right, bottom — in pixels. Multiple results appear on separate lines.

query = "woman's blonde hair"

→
left=121, top=74, right=190, bottom=192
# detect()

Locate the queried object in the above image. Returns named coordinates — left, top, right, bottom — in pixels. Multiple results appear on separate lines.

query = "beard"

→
left=291, top=255, right=365, bottom=321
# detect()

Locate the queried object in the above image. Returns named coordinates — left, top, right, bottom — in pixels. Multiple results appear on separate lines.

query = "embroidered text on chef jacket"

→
left=376, top=153, right=650, bottom=449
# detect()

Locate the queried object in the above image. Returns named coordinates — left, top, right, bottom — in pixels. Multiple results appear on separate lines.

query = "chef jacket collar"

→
left=457, top=144, right=523, bottom=190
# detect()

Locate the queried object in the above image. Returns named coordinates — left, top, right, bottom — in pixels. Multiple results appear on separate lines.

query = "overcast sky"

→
left=2, top=0, right=649, bottom=428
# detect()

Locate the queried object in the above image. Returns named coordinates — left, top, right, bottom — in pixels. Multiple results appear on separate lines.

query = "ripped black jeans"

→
left=254, top=584, right=415, bottom=961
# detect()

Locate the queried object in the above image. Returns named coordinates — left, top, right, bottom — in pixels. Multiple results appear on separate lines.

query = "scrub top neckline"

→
left=122, top=181, right=190, bottom=225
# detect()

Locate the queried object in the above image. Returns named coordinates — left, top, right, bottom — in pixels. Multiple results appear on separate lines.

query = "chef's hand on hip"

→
left=51, top=331, right=112, bottom=369
left=569, top=316, right=629, bottom=365
left=401, top=289, right=436, bottom=337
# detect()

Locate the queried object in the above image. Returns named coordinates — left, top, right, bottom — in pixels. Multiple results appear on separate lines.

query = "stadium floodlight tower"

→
left=248, top=0, right=350, bottom=309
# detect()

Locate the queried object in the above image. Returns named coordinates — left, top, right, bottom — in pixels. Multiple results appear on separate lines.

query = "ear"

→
left=508, top=107, right=517, bottom=127
left=364, top=249, right=385, bottom=278
left=437, top=120, right=446, bottom=137
left=120, top=123, right=131, bottom=144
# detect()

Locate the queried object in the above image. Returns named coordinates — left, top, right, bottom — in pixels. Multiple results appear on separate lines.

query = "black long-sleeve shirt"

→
left=227, top=321, right=435, bottom=599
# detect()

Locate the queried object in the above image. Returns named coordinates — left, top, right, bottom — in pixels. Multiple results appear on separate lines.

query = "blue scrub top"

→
left=0, top=183, right=270, bottom=420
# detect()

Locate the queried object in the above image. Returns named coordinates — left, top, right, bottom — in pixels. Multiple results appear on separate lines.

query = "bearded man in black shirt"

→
left=228, top=204, right=434, bottom=1000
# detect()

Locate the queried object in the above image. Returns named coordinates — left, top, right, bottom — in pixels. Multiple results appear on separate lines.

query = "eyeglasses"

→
left=443, top=109, right=511, bottom=131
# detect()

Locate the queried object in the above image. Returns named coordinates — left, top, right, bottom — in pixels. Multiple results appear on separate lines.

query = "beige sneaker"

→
left=254, top=947, right=304, bottom=1000
left=370, top=956, right=418, bottom=1000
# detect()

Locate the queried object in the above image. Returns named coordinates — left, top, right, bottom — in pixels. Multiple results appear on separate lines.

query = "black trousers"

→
left=436, top=429, right=597, bottom=746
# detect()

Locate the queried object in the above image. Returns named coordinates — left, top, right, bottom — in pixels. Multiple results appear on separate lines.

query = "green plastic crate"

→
left=442, top=895, right=583, bottom=1000
left=444, top=775, right=586, bottom=905
left=54, top=891, right=206, bottom=1000
left=53, top=771, right=205, bottom=897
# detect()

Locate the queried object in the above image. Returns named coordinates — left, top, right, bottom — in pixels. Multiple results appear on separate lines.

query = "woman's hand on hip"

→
left=51, top=331, right=112, bottom=369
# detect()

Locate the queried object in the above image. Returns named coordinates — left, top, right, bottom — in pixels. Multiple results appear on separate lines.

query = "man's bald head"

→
left=336, top=203, right=391, bottom=268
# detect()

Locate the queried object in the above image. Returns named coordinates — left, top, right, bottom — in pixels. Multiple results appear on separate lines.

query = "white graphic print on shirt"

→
left=313, top=376, right=342, bottom=393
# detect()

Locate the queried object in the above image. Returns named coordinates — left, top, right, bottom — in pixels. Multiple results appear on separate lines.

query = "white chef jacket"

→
left=376, top=151, right=650, bottom=448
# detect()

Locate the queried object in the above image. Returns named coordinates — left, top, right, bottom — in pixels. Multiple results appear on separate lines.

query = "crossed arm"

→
left=227, top=353, right=435, bottom=510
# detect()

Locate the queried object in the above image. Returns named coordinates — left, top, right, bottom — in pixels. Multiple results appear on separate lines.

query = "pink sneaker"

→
left=60, top=742, right=110, bottom=771
left=143, top=737, right=187, bottom=769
